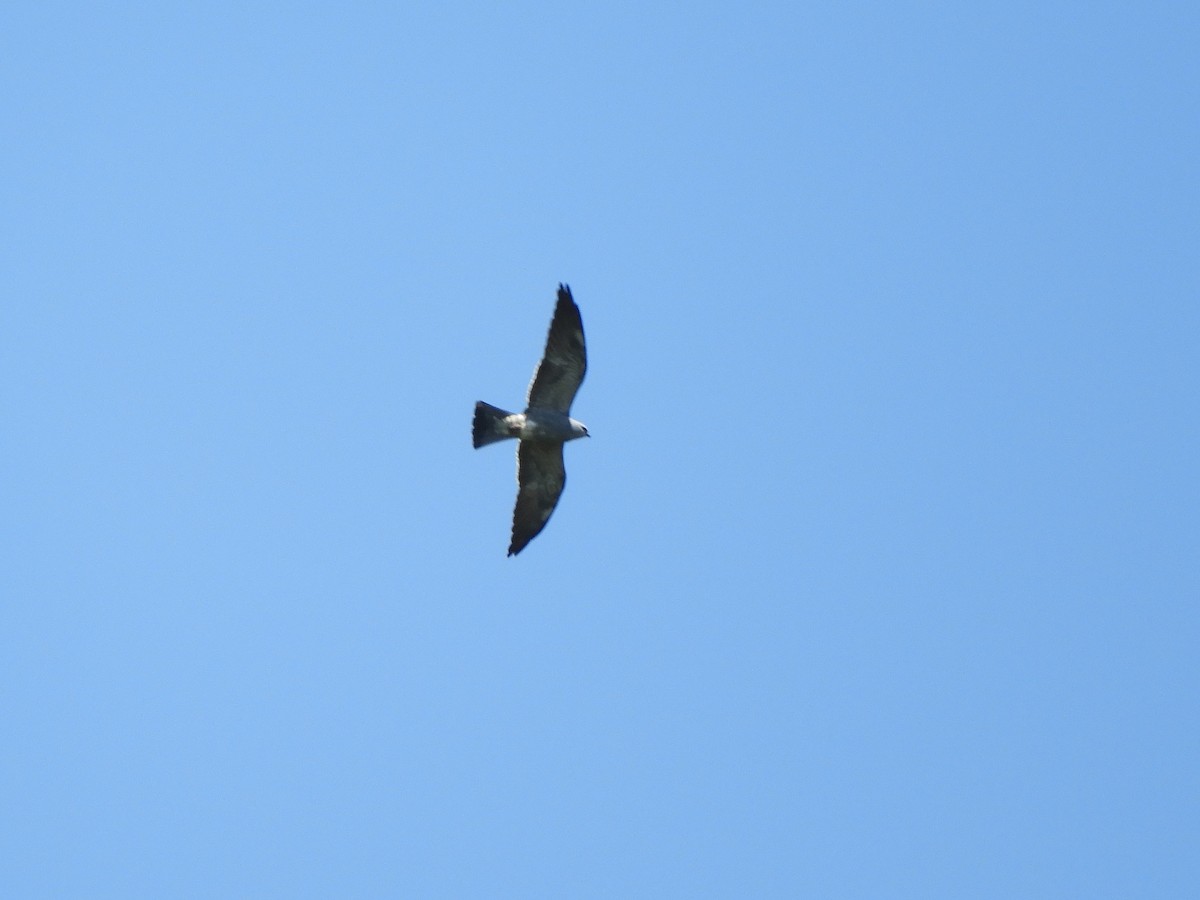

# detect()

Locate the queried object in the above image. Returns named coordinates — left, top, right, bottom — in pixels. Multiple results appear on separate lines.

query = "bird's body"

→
left=473, top=405, right=587, bottom=445
left=519, top=409, right=590, bottom=442
left=472, top=285, right=589, bottom=556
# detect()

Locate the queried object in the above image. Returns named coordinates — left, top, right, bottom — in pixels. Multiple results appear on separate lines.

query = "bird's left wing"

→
left=527, top=284, right=587, bottom=413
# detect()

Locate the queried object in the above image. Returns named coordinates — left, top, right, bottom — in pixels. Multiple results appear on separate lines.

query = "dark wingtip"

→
left=507, top=525, right=525, bottom=555
left=508, top=529, right=530, bottom=556
left=555, top=284, right=581, bottom=325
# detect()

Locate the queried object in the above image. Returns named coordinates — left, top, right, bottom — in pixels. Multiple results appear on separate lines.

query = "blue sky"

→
left=2, top=2, right=1197, bottom=896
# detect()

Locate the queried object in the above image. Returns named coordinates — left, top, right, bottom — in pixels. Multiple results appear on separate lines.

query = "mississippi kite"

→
left=473, top=284, right=589, bottom=556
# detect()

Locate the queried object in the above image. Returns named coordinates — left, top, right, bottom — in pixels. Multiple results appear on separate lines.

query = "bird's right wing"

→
left=508, top=441, right=566, bottom=556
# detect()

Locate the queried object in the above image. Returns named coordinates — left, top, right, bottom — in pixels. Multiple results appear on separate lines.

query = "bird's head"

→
left=569, top=419, right=590, bottom=440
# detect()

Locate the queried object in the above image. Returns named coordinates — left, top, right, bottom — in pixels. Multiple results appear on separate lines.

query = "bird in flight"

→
left=473, top=284, right=590, bottom=556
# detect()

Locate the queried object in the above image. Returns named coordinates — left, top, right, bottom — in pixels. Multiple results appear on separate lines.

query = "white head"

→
left=568, top=418, right=590, bottom=440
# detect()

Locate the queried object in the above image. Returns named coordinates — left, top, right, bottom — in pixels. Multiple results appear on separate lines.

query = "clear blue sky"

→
left=3, top=2, right=1197, bottom=897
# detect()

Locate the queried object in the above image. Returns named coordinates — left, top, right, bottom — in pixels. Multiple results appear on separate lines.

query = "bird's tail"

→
left=473, top=401, right=515, bottom=449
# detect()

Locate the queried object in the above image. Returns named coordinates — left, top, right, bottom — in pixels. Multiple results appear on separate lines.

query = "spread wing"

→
left=508, top=442, right=567, bottom=556
left=526, top=284, right=587, bottom=413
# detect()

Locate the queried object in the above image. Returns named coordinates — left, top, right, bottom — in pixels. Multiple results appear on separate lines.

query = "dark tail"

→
left=473, top=401, right=515, bottom=449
